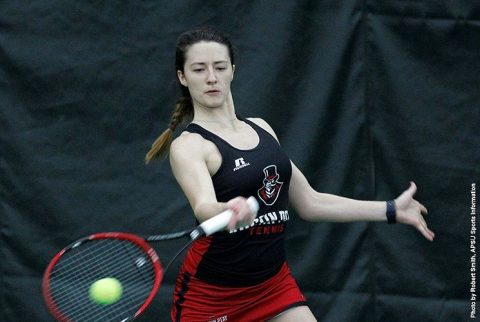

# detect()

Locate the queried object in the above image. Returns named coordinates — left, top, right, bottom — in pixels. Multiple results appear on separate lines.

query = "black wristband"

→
left=386, top=200, right=396, bottom=224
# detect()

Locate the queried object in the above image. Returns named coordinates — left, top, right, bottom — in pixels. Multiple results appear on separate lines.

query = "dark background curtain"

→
left=1, top=1, right=478, bottom=321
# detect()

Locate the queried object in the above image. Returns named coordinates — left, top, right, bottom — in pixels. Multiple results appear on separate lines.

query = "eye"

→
left=193, top=68, right=204, bottom=72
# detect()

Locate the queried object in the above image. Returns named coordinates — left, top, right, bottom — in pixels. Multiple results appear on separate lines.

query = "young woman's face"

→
left=177, top=41, right=235, bottom=110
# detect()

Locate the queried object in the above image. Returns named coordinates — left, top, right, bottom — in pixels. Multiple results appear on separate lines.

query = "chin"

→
left=205, top=103, right=224, bottom=109
left=202, top=99, right=226, bottom=109
left=193, top=95, right=226, bottom=109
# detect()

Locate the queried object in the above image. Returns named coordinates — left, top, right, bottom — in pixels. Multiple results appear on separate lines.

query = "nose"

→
left=206, top=67, right=217, bottom=84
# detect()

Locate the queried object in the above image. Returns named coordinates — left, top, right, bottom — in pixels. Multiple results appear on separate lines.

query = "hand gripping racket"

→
left=42, top=197, right=259, bottom=322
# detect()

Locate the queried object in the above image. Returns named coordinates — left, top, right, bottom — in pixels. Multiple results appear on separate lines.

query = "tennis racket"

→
left=42, top=197, right=259, bottom=322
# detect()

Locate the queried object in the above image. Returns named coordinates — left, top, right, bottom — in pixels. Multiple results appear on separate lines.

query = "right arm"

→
left=169, top=132, right=254, bottom=229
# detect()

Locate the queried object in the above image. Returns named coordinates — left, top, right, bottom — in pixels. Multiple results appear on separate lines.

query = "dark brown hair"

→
left=145, top=28, right=235, bottom=163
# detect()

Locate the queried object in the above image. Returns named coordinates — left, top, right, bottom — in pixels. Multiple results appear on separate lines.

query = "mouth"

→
left=205, top=89, right=221, bottom=95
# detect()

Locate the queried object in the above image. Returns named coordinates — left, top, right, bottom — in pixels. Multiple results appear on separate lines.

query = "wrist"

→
left=386, top=200, right=396, bottom=224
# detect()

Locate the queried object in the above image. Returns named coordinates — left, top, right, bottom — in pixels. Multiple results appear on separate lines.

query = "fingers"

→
left=227, top=205, right=240, bottom=230
left=414, top=211, right=434, bottom=241
left=402, top=182, right=428, bottom=215
left=397, top=181, right=433, bottom=241
left=411, top=199, right=428, bottom=215
left=419, top=202, right=428, bottom=215
left=226, top=197, right=256, bottom=230
left=396, top=182, right=417, bottom=206
left=407, top=181, right=417, bottom=197
left=409, top=183, right=432, bottom=239
left=416, top=221, right=435, bottom=242
left=408, top=182, right=429, bottom=215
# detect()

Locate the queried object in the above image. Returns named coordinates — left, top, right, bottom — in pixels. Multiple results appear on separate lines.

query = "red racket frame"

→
left=42, top=232, right=163, bottom=322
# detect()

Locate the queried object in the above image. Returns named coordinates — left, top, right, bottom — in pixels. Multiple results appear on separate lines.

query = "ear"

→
left=231, top=64, right=236, bottom=81
left=177, top=70, right=188, bottom=87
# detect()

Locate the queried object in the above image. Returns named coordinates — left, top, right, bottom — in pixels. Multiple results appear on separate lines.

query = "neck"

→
left=193, top=114, right=238, bottom=123
left=192, top=92, right=237, bottom=124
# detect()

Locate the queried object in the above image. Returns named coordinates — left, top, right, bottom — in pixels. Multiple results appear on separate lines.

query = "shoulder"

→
left=170, top=130, right=217, bottom=162
left=246, top=117, right=279, bottom=141
left=171, top=131, right=200, bottom=151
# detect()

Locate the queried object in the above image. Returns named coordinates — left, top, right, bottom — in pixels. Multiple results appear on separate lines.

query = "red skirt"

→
left=171, top=262, right=307, bottom=322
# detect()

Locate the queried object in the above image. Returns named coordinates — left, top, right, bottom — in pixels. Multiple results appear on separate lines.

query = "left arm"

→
left=289, top=162, right=435, bottom=241
left=247, top=117, right=435, bottom=242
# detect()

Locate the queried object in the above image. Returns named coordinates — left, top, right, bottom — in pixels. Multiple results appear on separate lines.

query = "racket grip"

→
left=192, top=197, right=259, bottom=239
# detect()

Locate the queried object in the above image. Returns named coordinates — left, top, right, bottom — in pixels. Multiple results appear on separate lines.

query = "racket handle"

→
left=191, top=197, right=259, bottom=239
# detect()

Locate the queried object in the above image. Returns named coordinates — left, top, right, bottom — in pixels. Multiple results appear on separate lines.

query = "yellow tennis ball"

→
left=89, top=277, right=123, bottom=305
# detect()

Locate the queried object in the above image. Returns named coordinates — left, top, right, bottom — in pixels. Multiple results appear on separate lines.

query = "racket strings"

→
left=52, top=240, right=154, bottom=321
left=47, top=238, right=157, bottom=322
left=60, top=245, right=150, bottom=321
left=51, top=241, right=141, bottom=306
left=50, top=241, right=141, bottom=320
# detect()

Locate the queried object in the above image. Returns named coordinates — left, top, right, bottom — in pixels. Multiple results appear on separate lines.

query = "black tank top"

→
left=179, top=118, right=292, bottom=287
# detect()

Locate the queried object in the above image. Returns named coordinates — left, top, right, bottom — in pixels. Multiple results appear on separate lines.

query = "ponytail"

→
left=145, top=96, right=193, bottom=164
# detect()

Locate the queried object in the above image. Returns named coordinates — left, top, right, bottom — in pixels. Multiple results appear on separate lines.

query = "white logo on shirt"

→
left=233, top=157, right=250, bottom=171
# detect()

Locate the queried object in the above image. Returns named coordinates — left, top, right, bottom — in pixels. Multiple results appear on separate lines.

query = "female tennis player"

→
left=145, top=28, right=435, bottom=322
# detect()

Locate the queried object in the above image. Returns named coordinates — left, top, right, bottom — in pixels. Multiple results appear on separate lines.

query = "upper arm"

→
left=288, top=161, right=317, bottom=220
left=169, top=133, right=220, bottom=222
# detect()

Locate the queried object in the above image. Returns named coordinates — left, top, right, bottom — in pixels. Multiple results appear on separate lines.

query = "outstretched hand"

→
left=395, top=182, right=435, bottom=241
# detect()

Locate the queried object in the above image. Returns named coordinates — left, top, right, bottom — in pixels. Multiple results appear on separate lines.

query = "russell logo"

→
left=233, top=157, right=250, bottom=171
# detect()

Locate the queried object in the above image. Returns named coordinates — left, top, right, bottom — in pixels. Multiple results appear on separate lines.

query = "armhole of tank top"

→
left=242, top=118, right=280, bottom=147
left=185, top=123, right=226, bottom=179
